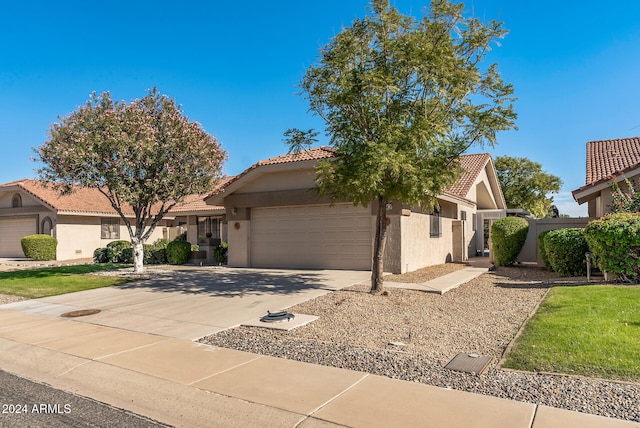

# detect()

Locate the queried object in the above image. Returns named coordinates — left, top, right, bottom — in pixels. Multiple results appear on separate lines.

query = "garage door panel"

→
left=0, top=217, right=38, bottom=257
left=251, top=205, right=372, bottom=270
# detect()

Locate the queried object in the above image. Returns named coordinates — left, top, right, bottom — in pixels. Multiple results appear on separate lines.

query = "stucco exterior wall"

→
left=227, top=219, right=251, bottom=267
left=55, top=215, right=167, bottom=261
left=236, top=170, right=316, bottom=194
left=0, top=189, right=42, bottom=209
left=518, top=217, right=591, bottom=265
left=394, top=213, right=454, bottom=273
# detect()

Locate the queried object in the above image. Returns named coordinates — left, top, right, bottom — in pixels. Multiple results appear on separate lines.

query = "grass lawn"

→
left=502, top=285, right=640, bottom=382
left=0, top=264, right=131, bottom=299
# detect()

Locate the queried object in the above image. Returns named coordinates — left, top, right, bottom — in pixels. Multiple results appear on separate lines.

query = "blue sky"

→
left=2, top=1, right=640, bottom=217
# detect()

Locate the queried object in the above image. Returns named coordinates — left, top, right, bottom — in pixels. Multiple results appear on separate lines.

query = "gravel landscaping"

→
left=200, top=264, right=640, bottom=422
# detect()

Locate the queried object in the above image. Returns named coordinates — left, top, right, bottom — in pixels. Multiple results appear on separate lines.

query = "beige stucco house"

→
left=0, top=179, right=224, bottom=260
left=206, top=147, right=506, bottom=273
left=572, top=137, right=640, bottom=217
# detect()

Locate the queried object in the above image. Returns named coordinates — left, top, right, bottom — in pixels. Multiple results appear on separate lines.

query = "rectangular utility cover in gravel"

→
left=241, top=313, right=318, bottom=331
left=445, top=353, right=492, bottom=375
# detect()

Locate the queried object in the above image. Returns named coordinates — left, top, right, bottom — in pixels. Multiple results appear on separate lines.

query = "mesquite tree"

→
left=36, top=88, right=226, bottom=273
left=287, top=0, right=516, bottom=293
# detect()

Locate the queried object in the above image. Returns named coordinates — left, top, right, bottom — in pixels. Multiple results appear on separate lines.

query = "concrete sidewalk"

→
left=0, top=309, right=636, bottom=427
left=386, top=258, right=493, bottom=294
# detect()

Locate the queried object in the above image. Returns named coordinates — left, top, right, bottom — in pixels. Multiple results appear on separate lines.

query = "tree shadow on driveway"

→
left=111, top=268, right=339, bottom=298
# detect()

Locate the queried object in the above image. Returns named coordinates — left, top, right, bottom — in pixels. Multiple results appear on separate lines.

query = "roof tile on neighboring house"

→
left=1, top=179, right=225, bottom=216
left=0, top=179, right=128, bottom=215
left=445, top=153, right=491, bottom=199
left=586, top=137, right=640, bottom=185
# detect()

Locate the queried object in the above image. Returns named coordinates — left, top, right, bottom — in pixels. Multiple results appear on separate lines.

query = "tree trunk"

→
left=132, top=238, right=145, bottom=273
left=371, top=195, right=388, bottom=294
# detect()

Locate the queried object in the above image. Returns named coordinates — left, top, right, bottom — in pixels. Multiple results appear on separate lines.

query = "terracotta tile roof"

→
left=1, top=179, right=225, bottom=216
left=211, top=147, right=491, bottom=203
left=585, top=137, right=640, bottom=185
left=258, top=146, right=336, bottom=165
left=0, top=179, right=130, bottom=215
left=213, top=147, right=336, bottom=195
left=169, top=177, right=233, bottom=213
left=445, top=153, right=492, bottom=199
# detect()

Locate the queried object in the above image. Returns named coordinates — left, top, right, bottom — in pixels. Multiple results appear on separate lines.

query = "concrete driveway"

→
left=0, top=267, right=370, bottom=340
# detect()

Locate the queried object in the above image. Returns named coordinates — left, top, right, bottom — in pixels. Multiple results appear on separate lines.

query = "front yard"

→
left=200, top=264, right=640, bottom=421
left=0, top=264, right=130, bottom=299
left=503, top=284, right=640, bottom=382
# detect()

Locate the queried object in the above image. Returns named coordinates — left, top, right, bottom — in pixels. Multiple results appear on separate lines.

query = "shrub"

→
left=119, top=247, right=134, bottom=264
left=151, top=238, right=170, bottom=249
left=491, top=217, right=529, bottom=266
left=93, top=247, right=114, bottom=264
left=106, top=240, right=132, bottom=263
left=21, top=234, right=57, bottom=260
left=143, top=244, right=167, bottom=265
left=584, top=213, right=640, bottom=282
left=214, top=242, right=228, bottom=264
left=537, top=230, right=552, bottom=269
left=174, top=232, right=187, bottom=241
left=544, top=228, right=589, bottom=276
left=166, top=240, right=192, bottom=265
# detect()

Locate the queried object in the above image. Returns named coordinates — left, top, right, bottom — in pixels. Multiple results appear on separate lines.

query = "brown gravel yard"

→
left=202, top=263, right=640, bottom=422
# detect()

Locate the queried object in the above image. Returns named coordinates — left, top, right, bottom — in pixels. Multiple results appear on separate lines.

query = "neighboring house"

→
left=205, top=147, right=506, bottom=273
left=572, top=137, right=640, bottom=217
left=0, top=179, right=225, bottom=260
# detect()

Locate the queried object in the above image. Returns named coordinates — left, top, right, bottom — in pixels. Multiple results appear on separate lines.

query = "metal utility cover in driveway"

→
left=445, top=353, right=493, bottom=375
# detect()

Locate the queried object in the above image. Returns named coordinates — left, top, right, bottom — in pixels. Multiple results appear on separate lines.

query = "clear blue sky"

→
left=2, top=1, right=640, bottom=217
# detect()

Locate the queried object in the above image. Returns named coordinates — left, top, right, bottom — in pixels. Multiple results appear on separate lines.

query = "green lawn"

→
left=0, top=264, right=131, bottom=299
left=502, top=285, right=640, bottom=382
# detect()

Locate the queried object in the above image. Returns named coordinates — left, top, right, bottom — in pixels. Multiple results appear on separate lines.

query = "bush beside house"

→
left=537, top=230, right=552, bottom=269
left=21, top=234, right=57, bottom=260
left=491, top=217, right=529, bottom=266
left=543, top=228, right=589, bottom=276
left=94, top=238, right=170, bottom=265
left=584, top=213, right=640, bottom=282
left=167, top=240, right=192, bottom=265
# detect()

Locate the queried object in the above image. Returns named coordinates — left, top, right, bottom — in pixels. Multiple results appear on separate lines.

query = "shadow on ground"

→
left=489, top=265, right=604, bottom=290
left=112, top=269, right=335, bottom=298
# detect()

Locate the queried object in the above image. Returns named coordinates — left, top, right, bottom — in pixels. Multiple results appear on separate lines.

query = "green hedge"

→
left=584, top=213, right=640, bottom=282
left=21, top=234, right=57, bottom=260
left=491, top=217, right=529, bottom=266
left=166, top=240, right=192, bottom=265
left=106, top=240, right=132, bottom=263
left=537, top=230, right=552, bottom=269
left=544, top=228, right=589, bottom=276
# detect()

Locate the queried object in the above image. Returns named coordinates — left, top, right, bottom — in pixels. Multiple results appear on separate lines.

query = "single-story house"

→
left=0, top=179, right=225, bottom=260
left=206, top=147, right=506, bottom=273
left=572, top=137, right=640, bottom=217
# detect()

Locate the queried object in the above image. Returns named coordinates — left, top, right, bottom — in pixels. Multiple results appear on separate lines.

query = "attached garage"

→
left=0, top=217, right=38, bottom=257
left=250, top=204, right=373, bottom=270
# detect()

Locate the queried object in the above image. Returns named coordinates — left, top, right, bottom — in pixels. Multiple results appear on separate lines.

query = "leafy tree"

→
left=36, top=89, right=226, bottom=273
left=287, top=0, right=516, bottom=293
left=495, top=155, right=562, bottom=218
left=610, top=177, right=640, bottom=213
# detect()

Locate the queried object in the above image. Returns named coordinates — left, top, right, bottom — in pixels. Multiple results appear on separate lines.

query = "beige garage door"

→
left=0, top=217, right=38, bottom=257
left=251, top=204, right=373, bottom=270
